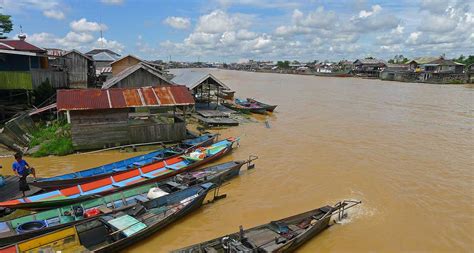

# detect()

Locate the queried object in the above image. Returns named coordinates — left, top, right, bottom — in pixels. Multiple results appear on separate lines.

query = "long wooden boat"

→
left=0, top=160, right=251, bottom=247
left=221, top=101, right=251, bottom=114
left=30, top=134, right=217, bottom=190
left=0, top=183, right=215, bottom=253
left=0, top=138, right=239, bottom=210
left=235, top=99, right=267, bottom=114
left=246, top=98, right=278, bottom=112
left=173, top=200, right=361, bottom=253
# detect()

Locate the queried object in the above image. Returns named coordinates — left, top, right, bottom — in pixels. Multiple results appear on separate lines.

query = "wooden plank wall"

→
left=70, top=109, right=187, bottom=150
left=70, top=109, right=128, bottom=150
left=114, top=68, right=172, bottom=88
left=65, top=53, right=88, bottom=88
left=31, top=69, right=68, bottom=89
left=128, top=122, right=186, bottom=144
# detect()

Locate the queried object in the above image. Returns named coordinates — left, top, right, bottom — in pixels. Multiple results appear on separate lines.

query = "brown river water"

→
left=1, top=69, right=473, bottom=252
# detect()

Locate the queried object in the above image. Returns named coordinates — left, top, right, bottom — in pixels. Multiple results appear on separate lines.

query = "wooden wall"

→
left=65, top=52, right=89, bottom=88
left=69, top=109, right=186, bottom=150
left=31, top=69, right=68, bottom=89
left=113, top=68, right=172, bottom=88
left=112, top=56, right=141, bottom=76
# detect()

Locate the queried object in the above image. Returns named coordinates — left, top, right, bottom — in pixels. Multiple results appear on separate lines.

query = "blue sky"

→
left=2, top=0, right=473, bottom=62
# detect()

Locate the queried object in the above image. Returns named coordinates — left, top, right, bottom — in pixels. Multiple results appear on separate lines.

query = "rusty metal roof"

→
left=57, top=86, right=194, bottom=111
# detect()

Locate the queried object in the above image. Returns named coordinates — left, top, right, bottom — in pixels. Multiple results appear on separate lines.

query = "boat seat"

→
left=112, top=182, right=126, bottom=188
left=165, top=166, right=181, bottom=171
left=140, top=174, right=154, bottom=179
left=132, top=162, right=146, bottom=167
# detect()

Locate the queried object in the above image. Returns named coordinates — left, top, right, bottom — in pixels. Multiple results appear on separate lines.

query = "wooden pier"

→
left=0, top=176, right=43, bottom=202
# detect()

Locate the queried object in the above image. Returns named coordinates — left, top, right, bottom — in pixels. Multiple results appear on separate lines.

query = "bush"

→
left=29, top=120, right=73, bottom=157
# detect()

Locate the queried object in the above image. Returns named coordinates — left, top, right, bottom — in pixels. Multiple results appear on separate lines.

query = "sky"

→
left=1, top=0, right=473, bottom=62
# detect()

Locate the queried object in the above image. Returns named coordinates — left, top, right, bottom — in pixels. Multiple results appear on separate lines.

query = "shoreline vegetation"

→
left=28, top=120, right=73, bottom=157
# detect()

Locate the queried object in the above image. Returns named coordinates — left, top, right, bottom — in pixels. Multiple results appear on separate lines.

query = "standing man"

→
left=12, top=153, right=36, bottom=196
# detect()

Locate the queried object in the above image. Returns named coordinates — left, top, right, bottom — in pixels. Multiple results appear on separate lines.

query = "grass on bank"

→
left=29, top=120, right=73, bottom=157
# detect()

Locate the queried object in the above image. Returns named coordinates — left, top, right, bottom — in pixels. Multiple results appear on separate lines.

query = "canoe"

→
left=247, top=98, right=278, bottom=112
left=235, top=99, right=267, bottom=114
left=172, top=200, right=362, bottom=253
left=0, top=183, right=214, bottom=253
left=0, top=138, right=239, bottom=210
left=0, top=160, right=250, bottom=247
left=221, top=102, right=251, bottom=114
left=30, top=134, right=217, bottom=190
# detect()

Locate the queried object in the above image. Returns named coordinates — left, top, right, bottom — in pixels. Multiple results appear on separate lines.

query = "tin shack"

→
left=56, top=86, right=195, bottom=150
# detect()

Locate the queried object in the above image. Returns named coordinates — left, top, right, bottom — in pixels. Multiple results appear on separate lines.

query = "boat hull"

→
left=30, top=135, right=217, bottom=190
left=0, top=161, right=246, bottom=247
left=172, top=205, right=335, bottom=253
left=0, top=139, right=236, bottom=210
left=247, top=98, right=278, bottom=112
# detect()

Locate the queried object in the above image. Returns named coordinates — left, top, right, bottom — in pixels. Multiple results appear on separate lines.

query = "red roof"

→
left=0, top=40, right=45, bottom=53
left=57, top=86, right=194, bottom=111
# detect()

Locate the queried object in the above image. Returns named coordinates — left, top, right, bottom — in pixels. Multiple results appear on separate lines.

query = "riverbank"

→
left=223, top=68, right=472, bottom=85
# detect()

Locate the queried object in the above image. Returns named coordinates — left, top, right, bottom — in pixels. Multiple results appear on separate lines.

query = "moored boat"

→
left=0, top=159, right=254, bottom=247
left=246, top=98, right=278, bottom=112
left=172, top=200, right=361, bottom=253
left=235, top=99, right=267, bottom=114
left=0, top=183, right=215, bottom=253
left=222, top=102, right=251, bottom=114
left=31, top=134, right=217, bottom=190
left=0, top=138, right=239, bottom=210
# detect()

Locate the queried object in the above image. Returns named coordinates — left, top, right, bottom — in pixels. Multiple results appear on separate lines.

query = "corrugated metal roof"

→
left=57, top=86, right=194, bottom=111
left=170, top=70, right=230, bottom=90
left=92, top=52, right=120, bottom=62
left=101, top=63, right=172, bottom=89
left=0, top=39, right=46, bottom=53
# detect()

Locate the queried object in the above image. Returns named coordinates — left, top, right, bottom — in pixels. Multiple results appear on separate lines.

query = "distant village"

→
left=0, top=34, right=473, bottom=156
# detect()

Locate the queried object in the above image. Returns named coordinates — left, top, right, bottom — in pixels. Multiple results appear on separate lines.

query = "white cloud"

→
left=42, top=9, right=65, bottom=20
left=101, top=0, right=124, bottom=5
left=215, top=0, right=300, bottom=9
left=96, top=37, right=125, bottom=53
left=26, top=31, right=94, bottom=49
left=2, top=0, right=66, bottom=20
left=70, top=18, right=108, bottom=33
left=359, top=5, right=382, bottom=18
left=163, top=16, right=191, bottom=30
left=195, top=10, right=252, bottom=34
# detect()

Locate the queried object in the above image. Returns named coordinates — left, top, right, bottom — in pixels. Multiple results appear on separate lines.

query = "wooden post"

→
left=66, top=110, right=71, bottom=123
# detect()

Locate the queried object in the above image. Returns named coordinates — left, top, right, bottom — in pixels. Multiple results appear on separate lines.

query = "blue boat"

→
left=30, top=134, right=217, bottom=190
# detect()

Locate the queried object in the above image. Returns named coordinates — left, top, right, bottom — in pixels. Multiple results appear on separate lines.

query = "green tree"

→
left=0, top=12, right=13, bottom=39
left=277, top=60, right=290, bottom=69
left=33, top=79, right=55, bottom=106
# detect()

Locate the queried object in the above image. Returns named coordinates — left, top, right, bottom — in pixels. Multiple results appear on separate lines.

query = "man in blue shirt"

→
left=12, top=153, right=36, bottom=179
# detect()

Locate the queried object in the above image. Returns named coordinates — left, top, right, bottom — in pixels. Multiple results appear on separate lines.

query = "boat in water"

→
left=0, top=183, right=216, bottom=253
left=221, top=101, right=251, bottom=114
left=235, top=99, right=267, bottom=114
left=0, top=159, right=254, bottom=247
left=30, top=134, right=217, bottom=190
left=172, top=200, right=361, bottom=253
left=246, top=98, right=278, bottom=112
left=0, top=138, right=239, bottom=210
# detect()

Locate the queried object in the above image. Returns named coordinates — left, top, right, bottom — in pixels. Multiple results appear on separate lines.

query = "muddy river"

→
left=1, top=69, right=473, bottom=252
